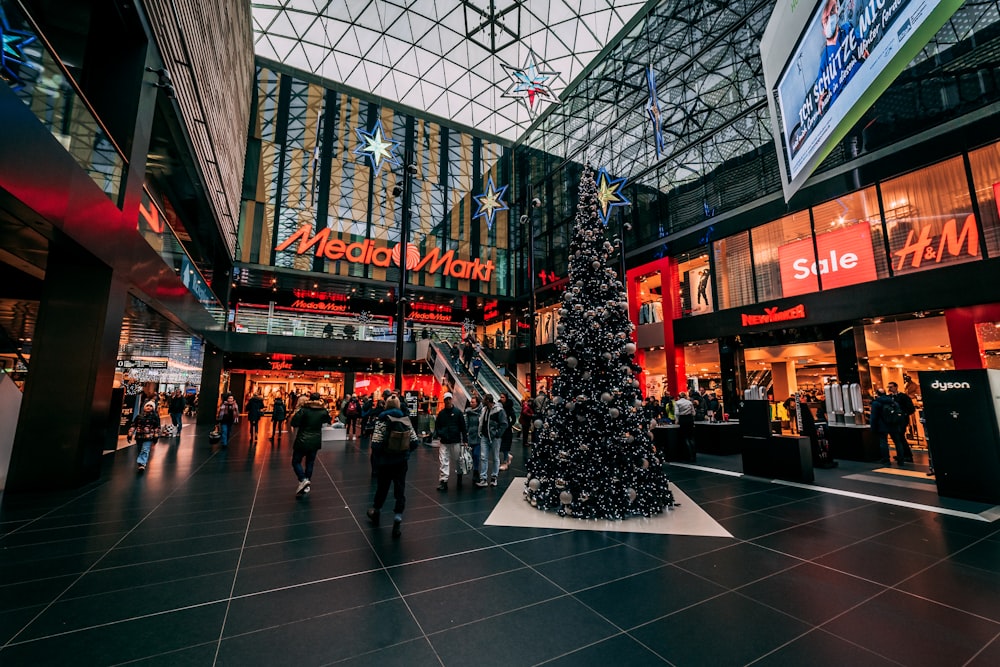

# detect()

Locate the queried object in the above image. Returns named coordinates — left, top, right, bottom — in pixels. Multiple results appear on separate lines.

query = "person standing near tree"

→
left=674, top=392, right=696, bottom=461
left=434, top=392, right=467, bottom=491
left=476, top=393, right=508, bottom=487
left=290, top=392, right=331, bottom=496
left=499, top=392, right=516, bottom=470
left=886, top=382, right=915, bottom=464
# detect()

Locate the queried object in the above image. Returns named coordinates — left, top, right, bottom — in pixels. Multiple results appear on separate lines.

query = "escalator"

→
left=426, top=340, right=521, bottom=408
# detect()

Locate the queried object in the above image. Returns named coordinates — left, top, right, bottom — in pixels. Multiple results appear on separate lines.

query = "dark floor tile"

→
left=501, top=530, right=618, bottom=565
left=896, top=560, right=1000, bottom=623
left=715, top=511, right=799, bottom=540
left=65, top=549, right=241, bottom=599
left=675, top=541, right=801, bottom=589
left=16, top=570, right=233, bottom=641
left=543, top=632, right=669, bottom=665
left=807, top=505, right=913, bottom=540
left=950, top=535, right=1000, bottom=573
left=534, top=544, right=666, bottom=593
left=0, top=605, right=42, bottom=645
left=370, top=528, right=495, bottom=568
left=0, top=601, right=227, bottom=667
left=823, top=588, right=1000, bottom=665
left=761, top=495, right=866, bottom=524
left=389, top=545, right=522, bottom=595
left=574, top=564, right=727, bottom=629
left=608, top=533, right=732, bottom=563
left=631, top=592, right=811, bottom=666
left=909, top=512, right=1000, bottom=539
left=0, top=520, right=132, bottom=548
left=720, top=491, right=800, bottom=513
left=117, top=518, right=248, bottom=547
left=966, top=632, right=1000, bottom=667
left=331, top=637, right=442, bottom=666
left=697, top=500, right=754, bottom=520
left=120, top=642, right=218, bottom=666
left=216, top=598, right=422, bottom=665
left=225, top=570, right=399, bottom=636
left=428, top=596, right=618, bottom=666
left=753, top=628, right=899, bottom=666
left=233, top=546, right=383, bottom=596
left=98, top=532, right=248, bottom=569
left=406, top=567, right=563, bottom=634
left=868, top=521, right=980, bottom=559
left=0, top=574, right=78, bottom=612
left=237, top=528, right=373, bottom=569
left=738, top=562, right=886, bottom=625
left=0, top=549, right=106, bottom=584
left=751, top=522, right=861, bottom=561
left=813, top=537, right=942, bottom=586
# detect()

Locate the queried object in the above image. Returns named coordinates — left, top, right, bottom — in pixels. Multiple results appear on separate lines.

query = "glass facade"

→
left=240, top=65, right=513, bottom=297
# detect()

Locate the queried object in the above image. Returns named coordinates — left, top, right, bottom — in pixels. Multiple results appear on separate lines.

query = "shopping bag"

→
left=208, top=428, right=221, bottom=444
left=458, top=446, right=474, bottom=475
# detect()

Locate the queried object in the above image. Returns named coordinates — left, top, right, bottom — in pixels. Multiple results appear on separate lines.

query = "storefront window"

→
left=752, top=210, right=813, bottom=300
left=674, top=247, right=712, bottom=317
left=966, top=142, right=1000, bottom=259
left=880, top=157, right=978, bottom=276
left=713, top=232, right=754, bottom=309
left=976, top=321, right=1000, bottom=370
left=810, top=188, right=890, bottom=288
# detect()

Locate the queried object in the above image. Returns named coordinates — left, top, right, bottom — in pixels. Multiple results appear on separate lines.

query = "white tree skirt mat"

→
left=484, top=477, right=733, bottom=538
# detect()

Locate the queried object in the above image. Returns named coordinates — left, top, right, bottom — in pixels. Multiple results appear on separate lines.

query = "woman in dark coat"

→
left=271, top=395, right=287, bottom=440
left=246, top=392, right=265, bottom=441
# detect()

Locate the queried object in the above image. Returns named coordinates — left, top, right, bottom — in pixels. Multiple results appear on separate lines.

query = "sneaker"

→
left=436, top=480, right=448, bottom=492
left=391, top=519, right=402, bottom=538
left=489, top=476, right=498, bottom=487
left=366, top=508, right=380, bottom=526
left=475, top=479, right=488, bottom=488
left=137, top=464, right=146, bottom=473
left=303, top=485, right=311, bottom=494
left=296, top=479, right=309, bottom=495
left=499, top=462, right=508, bottom=471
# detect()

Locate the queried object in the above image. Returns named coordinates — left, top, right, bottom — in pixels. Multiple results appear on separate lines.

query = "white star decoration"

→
left=354, top=119, right=400, bottom=173
left=501, top=50, right=561, bottom=116
left=473, top=176, right=509, bottom=230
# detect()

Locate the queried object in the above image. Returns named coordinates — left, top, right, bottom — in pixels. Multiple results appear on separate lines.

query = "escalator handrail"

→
left=466, top=343, right=521, bottom=398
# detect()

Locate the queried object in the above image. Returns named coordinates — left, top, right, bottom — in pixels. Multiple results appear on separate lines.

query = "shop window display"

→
left=713, top=232, right=754, bottom=309
left=966, top=141, right=1000, bottom=259
left=752, top=210, right=813, bottom=301
left=810, top=188, right=890, bottom=286
left=881, top=156, right=978, bottom=276
left=674, top=248, right=712, bottom=316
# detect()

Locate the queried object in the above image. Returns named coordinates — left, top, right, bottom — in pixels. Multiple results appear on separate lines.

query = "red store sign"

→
left=778, top=223, right=878, bottom=297
left=741, top=304, right=807, bottom=327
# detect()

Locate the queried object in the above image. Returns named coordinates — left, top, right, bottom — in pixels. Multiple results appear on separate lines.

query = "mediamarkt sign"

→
left=274, top=227, right=495, bottom=282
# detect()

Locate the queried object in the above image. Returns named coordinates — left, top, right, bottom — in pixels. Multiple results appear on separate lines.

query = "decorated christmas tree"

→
left=524, top=165, right=675, bottom=520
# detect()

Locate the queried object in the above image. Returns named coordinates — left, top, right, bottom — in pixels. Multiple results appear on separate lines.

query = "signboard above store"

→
left=741, top=304, right=807, bottom=327
left=117, top=359, right=168, bottom=369
left=275, top=227, right=495, bottom=282
left=778, top=223, right=878, bottom=296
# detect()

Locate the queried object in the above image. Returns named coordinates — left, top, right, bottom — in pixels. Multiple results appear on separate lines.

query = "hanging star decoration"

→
left=645, top=65, right=665, bottom=158
left=353, top=118, right=400, bottom=174
left=594, top=167, right=630, bottom=226
left=0, top=7, right=37, bottom=91
left=472, top=176, right=509, bottom=230
left=501, top=50, right=560, bottom=116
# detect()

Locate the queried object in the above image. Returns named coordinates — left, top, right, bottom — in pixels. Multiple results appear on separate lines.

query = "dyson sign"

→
left=930, top=380, right=971, bottom=392
left=778, top=223, right=878, bottom=297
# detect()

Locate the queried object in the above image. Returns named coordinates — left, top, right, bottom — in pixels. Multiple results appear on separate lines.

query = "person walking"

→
left=366, top=395, right=419, bottom=538
left=290, top=392, right=332, bottom=496
left=510, top=392, right=534, bottom=470
left=343, top=394, right=362, bottom=438
left=271, top=395, right=287, bottom=440
left=168, top=389, right=185, bottom=437
left=216, top=395, right=240, bottom=448
left=435, top=392, right=467, bottom=491
left=674, top=392, right=696, bottom=461
left=246, top=391, right=265, bottom=442
left=887, top=382, right=915, bottom=464
left=871, top=387, right=911, bottom=465
left=476, top=394, right=508, bottom=487
left=465, top=395, right=483, bottom=482
left=471, top=355, right=482, bottom=381
left=128, top=400, right=160, bottom=473
left=498, top=392, right=515, bottom=470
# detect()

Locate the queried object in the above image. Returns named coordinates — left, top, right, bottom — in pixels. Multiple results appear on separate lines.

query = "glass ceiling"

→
left=251, top=0, right=653, bottom=143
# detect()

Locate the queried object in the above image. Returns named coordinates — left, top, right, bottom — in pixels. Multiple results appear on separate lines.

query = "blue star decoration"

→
left=473, top=176, right=509, bottom=231
left=501, top=50, right=560, bottom=116
left=646, top=65, right=665, bottom=158
left=353, top=118, right=400, bottom=174
left=0, top=7, right=37, bottom=91
left=594, top=167, right=630, bottom=226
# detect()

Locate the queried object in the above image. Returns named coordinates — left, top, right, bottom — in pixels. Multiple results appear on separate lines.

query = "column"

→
left=6, top=234, right=126, bottom=491
left=719, top=337, right=745, bottom=418
left=771, top=361, right=797, bottom=401
left=197, top=344, right=224, bottom=426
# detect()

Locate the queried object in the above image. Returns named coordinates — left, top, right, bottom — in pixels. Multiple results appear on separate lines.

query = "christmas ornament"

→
left=353, top=118, right=400, bottom=174
left=472, top=175, right=509, bottom=231
left=646, top=65, right=666, bottom=158
left=501, top=50, right=561, bottom=116
left=594, top=167, right=631, bottom=226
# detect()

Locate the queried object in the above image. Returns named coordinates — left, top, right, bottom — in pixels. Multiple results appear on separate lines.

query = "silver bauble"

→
left=601, top=392, right=613, bottom=402
left=576, top=414, right=586, bottom=422
left=609, top=407, right=620, bottom=418
left=534, top=419, right=544, bottom=430
left=555, top=478, right=566, bottom=489
left=592, top=261, right=601, bottom=269
left=627, top=488, right=637, bottom=502
left=602, top=352, right=612, bottom=360
left=528, top=478, right=541, bottom=491
left=624, top=342, right=637, bottom=354
left=581, top=371, right=591, bottom=380
left=559, top=491, right=573, bottom=505
left=565, top=357, right=578, bottom=368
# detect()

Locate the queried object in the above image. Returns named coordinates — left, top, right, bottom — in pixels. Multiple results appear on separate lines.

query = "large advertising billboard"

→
left=761, top=0, right=964, bottom=201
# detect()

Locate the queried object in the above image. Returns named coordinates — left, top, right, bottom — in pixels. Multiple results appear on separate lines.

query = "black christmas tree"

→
left=524, top=165, right=675, bottom=520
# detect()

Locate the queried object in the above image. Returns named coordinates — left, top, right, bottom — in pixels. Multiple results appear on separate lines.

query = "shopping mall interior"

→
left=2, top=0, right=1000, bottom=664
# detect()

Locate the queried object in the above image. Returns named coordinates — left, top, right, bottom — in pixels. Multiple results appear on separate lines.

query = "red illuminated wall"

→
left=627, top=257, right=683, bottom=396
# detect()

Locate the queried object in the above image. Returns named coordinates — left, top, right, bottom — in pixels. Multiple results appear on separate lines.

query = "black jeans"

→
left=292, top=447, right=317, bottom=481
left=373, top=461, right=408, bottom=515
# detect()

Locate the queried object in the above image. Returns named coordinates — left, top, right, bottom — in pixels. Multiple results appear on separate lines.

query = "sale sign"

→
left=778, top=223, right=878, bottom=297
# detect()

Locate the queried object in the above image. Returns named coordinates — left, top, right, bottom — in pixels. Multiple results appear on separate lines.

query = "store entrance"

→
left=744, top=341, right=837, bottom=434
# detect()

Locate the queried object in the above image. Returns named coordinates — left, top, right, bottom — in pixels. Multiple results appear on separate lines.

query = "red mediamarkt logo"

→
left=274, top=227, right=495, bottom=281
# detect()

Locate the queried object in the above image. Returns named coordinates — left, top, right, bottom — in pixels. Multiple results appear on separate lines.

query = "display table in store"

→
left=741, top=434, right=814, bottom=483
left=652, top=425, right=692, bottom=462
left=826, top=423, right=880, bottom=462
left=321, top=425, right=347, bottom=442
left=695, top=421, right=741, bottom=455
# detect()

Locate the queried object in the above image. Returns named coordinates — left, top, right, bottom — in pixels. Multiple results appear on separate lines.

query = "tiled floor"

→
left=2, top=421, right=999, bottom=666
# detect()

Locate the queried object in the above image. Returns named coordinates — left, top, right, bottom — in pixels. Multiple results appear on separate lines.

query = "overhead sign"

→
left=741, top=304, right=807, bottom=327
left=762, top=0, right=964, bottom=201
left=117, top=359, right=168, bottom=369
left=410, top=303, right=453, bottom=323
left=892, top=213, right=979, bottom=273
left=275, top=227, right=495, bottom=282
left=778, top=223, right=878, bottom=296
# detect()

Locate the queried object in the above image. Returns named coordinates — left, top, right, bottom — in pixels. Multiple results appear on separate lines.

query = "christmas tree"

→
left=524, top=165, right=675, bottom=520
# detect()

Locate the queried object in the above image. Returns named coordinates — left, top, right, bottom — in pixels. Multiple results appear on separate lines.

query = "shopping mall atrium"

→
left=2, top=0, right=1000, bottom=664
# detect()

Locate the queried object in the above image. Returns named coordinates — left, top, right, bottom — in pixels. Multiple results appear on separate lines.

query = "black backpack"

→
left=882, top=399, right=906, bottom=428
left=384, top=415, right=413, bottom=454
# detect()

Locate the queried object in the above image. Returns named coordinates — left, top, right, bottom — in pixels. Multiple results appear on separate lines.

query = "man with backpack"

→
left=367, top=395, right=419, bottom=538
left=434, top=392, right=468, bottom=491
left=343, top=393, right=362, bottom=438
left=886, top=382, right=915, bottom=464
left=870, top=387, right=911, bottom=465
